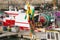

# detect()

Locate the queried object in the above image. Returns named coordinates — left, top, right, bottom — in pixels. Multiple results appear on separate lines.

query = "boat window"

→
left=21, top=10, right=25, bottom=13
left=47, top=32, right=50, bottom=39
left=5, top=14, right=9, bottom=17
left=56, top=33, right=59, bottom=40
left=11, top=9, right=15, bottom=11
left=51, top=32, right=55, bottom=39
left=0, top=22, right=2, bottom=26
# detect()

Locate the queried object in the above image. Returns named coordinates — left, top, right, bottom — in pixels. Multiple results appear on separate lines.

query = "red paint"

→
left=6, top=13, right=18, bottom=15
left=3, top=20, right=15, bottom=26
left=19, top=26, right=30, bottom=31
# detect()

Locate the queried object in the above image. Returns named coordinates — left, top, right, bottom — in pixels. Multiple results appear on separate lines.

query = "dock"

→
left=0, top=31, right=18, bottom=38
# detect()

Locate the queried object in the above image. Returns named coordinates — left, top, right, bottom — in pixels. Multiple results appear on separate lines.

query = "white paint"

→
left=15, top=13, right=28, bottom=23
left=4, top=11, right=18, bottom=14
left=15, top=23, right=30, bottom=28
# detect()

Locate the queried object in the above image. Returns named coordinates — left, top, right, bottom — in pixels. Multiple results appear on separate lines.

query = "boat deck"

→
left=0, top=31, right=18, bottom=37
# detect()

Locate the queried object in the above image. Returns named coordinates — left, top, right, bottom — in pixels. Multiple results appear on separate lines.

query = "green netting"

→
left=0, top=11, right=3, bottom=14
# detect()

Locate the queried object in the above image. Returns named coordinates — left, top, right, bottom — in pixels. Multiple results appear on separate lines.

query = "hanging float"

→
left=34, top=12, right=51, bottom=28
